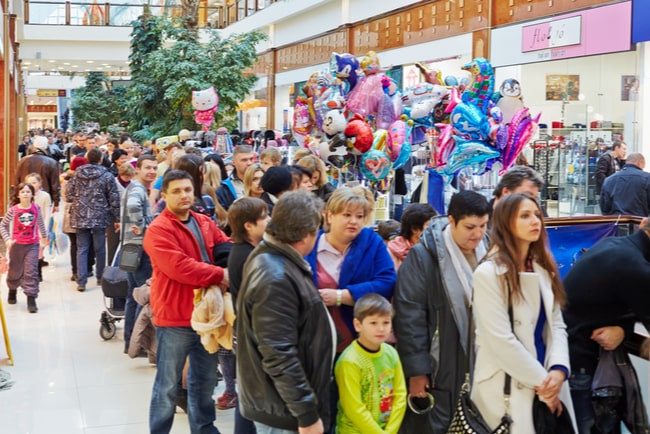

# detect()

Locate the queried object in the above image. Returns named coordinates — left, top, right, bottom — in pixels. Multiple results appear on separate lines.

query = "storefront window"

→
left=496, top=50, right=641, bottom=216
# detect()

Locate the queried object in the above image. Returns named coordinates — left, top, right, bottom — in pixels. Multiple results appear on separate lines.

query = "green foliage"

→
left=71, top=72, right=127, bottom=131
left=126, top=14, right=266, bottom=138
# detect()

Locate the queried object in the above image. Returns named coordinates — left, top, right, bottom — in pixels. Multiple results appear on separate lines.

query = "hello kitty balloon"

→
left=192, top=86, right=219, bottom=111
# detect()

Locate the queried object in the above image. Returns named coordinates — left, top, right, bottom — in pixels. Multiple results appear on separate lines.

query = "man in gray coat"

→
left=66, top=148, right=120, bottom=292
left=393, top=190, right=490, bottom=433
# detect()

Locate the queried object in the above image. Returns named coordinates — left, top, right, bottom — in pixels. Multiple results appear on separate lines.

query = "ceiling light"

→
left=48, top=60, right=56, bottom=63
left=71, top=65, right=78, bottom=68
left=63, top=62, right=70, bottom=65
left=87, top=60, right=94, bottom=64
left=23, top=61, right=31, bottom=65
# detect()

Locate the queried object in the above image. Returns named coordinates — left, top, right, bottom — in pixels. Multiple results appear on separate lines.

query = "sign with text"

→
left=522, top=16, right=581, bottom=52
left=491, top=1, right=631, bottom=67
left=36, top=89, right=66, bottom=97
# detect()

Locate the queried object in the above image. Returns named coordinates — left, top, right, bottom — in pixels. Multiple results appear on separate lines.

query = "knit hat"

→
left=33, top=136, right=48, bottom=151
left=260, top=166, right=293, bottom=197
left=70, top=157, right=89, bottom=171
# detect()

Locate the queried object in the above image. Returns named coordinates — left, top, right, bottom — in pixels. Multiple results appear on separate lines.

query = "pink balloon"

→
left=445, top=87, right=461, bottom=114
left=435, top=123, right=455, bottom=167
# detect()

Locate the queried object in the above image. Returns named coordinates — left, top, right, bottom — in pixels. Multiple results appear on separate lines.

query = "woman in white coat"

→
left=471, top=193, right=576, bottom=434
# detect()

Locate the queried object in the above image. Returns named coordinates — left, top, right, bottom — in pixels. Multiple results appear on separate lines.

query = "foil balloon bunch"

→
left=435, top=58, right=541, bottom=177
left=292, top=51, right=409, bottom=184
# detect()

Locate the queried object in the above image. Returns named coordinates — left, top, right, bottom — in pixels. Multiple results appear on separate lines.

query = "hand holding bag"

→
left=532, top=395, right=575, bottom=434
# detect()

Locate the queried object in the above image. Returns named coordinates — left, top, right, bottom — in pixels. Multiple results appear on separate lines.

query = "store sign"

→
left=522, top=16, right=581, bottom=52
left=27, top=105, right=57, bottom=113
left=491, top=1, right=631, bottom=67
left=36, top=89, right=66, bottom=97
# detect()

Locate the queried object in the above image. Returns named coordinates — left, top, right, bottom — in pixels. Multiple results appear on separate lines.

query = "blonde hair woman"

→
left=296, top=155, right=335, bottom=201
left=203, top=160, right=222, bottom=190
left=306, top=186, right=395, bottom=351
left=243, top=163, right=265, bottom=198
left=243, top=163, right=274, bottom=214
left=304, top=186, right=396, bottom=424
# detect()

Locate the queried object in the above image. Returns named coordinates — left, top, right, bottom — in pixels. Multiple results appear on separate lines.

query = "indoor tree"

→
left=127, top=11, right=265, bottom=140
left=71, top=71, right=127, bottom=131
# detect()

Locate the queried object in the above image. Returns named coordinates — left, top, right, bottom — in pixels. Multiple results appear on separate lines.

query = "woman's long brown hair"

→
left=487, top=193, right=566, bottom=307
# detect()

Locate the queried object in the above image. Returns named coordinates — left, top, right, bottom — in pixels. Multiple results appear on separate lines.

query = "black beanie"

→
left=260, top=166, right=293, bottom=197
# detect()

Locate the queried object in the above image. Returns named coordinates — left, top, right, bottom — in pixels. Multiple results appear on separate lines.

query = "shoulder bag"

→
left=118, top=183, right=148, bottom=273
left=446, top=289, right=513, bottom=434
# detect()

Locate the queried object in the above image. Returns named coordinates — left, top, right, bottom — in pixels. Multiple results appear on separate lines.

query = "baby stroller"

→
left=99, top=264, right=128, bottom=340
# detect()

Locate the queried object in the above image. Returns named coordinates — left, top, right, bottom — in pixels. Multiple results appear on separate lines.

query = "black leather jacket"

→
left=236, top=234, right=334, bottom=431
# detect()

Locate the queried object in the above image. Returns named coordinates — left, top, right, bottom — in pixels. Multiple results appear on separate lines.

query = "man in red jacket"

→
left=144, top=170, right=230, bottom=434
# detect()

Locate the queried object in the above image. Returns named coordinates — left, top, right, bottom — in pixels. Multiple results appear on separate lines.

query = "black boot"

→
left=27, top=296, right=38, bottom=313
left=7, top=290, right=17, bottom=305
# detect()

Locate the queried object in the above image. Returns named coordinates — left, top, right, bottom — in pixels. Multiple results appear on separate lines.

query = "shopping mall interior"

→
left=0, top=0, right=649, bottom=432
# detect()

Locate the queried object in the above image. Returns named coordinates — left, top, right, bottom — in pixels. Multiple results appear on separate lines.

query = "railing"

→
left=24, top=0, right=280, bottom=29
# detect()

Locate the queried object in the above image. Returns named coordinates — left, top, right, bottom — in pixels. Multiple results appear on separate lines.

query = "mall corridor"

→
left=0, top=251, right=235, bottom=433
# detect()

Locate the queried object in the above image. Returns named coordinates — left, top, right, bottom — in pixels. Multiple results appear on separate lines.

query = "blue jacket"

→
left=216, top=178, right=238, bottom=210
left=600, top=163, right=650, bottom=217
left=305, top=227, right=396, bottom=337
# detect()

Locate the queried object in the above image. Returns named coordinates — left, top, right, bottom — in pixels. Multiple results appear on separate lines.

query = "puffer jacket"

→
left=237, top=234, right=334, bottom=431
left=65, top=163, right=120, bottom=229
left=393, top=216, right=488, bottom=434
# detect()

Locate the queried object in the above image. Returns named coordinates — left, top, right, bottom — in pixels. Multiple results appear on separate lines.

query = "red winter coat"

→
left=144, top=208, right=230, bottom=327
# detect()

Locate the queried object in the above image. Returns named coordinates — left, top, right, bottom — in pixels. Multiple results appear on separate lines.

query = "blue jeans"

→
left=570, top=371, right=597, bottom=434
left=235, top=401, right=257, bottom=434
left=253, top=422, right=297, bottom=434
left=124, top=252, right=152, bottom=350
left=76, top=227, right=106, bottom=287
left=150, top=326, right=220, bottom=434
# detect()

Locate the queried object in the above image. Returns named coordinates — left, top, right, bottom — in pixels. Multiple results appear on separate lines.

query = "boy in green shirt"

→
left=335, top=293, right=407, bottom=433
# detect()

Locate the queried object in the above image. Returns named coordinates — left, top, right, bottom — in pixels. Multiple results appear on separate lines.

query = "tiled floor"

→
left=0, top=251, right=234, bottom=433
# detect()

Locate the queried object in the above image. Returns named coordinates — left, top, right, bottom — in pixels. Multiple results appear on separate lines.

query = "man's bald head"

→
left=626, top=153, right=645, bottom=170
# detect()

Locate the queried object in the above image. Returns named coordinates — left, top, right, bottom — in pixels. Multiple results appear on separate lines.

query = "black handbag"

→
left=447, top=376, right=512, bottom=434
left=118, top=242, right=143, bottom=273
left=532, top=395, right=575, bottom=434
left=447, top=288, right=516, bottom=434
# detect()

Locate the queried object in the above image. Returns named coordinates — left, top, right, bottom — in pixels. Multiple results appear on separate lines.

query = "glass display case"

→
left=532, top=137, right=603, bottom=217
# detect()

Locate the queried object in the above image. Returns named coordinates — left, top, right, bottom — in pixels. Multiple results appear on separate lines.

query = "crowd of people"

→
left=6, top=127, right=650, bottom=434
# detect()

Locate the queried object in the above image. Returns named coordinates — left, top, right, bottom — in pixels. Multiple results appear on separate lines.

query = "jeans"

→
left=124, top=252, right=152, bottom=350
left=253, top=422, right=297, bottom=434
left=217, top=348, right=237, bottom=395
left=570, top=371, right=604, bottom=434
left=235, top=403, right=257, bottom=434
left=68, top=232, right=94, bottom=277
left=150, top=326, right=220, bottom=434
left=76, top=227, right=106, bottom=287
